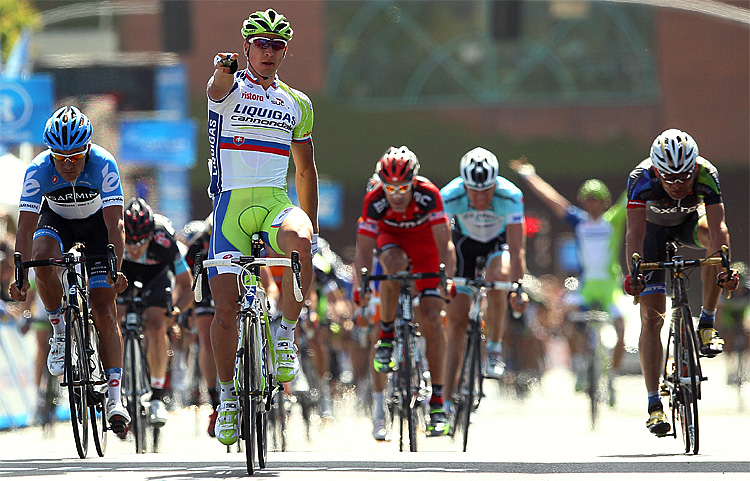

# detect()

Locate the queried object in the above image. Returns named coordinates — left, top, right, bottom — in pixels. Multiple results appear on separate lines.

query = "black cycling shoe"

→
left=373, top=340, right=395, bottom=373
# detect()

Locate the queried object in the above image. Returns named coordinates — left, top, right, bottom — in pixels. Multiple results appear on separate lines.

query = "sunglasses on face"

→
left=658, top=170, right=694, bottom=185
left=126, top=238, right=149, bottom=247
left=50, top=148, right=88, bottom=163
left=383, top=182, right=412, bottom=195
left=247, top=37, right=288, bottom=51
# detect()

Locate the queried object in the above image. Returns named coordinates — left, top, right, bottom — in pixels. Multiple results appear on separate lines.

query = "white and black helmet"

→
left=459, top=147, right=499, bottom=190
left=650, top=129, right=699, bottom=175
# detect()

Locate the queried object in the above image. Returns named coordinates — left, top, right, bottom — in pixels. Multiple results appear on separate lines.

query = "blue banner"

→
left=0, top=76, right=54, bottom=144
left=287, top=180, right=344, bottom=229
left=155, top=64, right=188, bottom=118
left=119, top=119, right=197, bottom=167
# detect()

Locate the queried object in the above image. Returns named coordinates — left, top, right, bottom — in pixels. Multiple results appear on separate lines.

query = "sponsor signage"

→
left=0, top=76, right=54, bottom=144
left=119, top=119, right=197, bottom=167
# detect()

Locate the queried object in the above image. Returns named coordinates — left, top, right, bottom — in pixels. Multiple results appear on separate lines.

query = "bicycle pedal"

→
left=655, top=430, right=672, bottom=438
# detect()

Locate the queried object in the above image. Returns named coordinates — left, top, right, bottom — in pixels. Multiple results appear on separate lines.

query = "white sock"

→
left=105, top=368, right=122, bottom=404
left=219, top=380, right=236, bottom=402
left=47, top=307, right=64, bottom=336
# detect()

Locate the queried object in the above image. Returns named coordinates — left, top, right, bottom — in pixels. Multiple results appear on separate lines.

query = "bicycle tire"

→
left=683, top=306, right=700, bottom=454
left=66, top=307, right=89, bottom=458
left=461, top=332, right=479, bottom=452
left=241, top=316, right=256, bottom=475
left=402, top=325, right=418, bottom=452
left=270, top=389, right=287, bottom=451
left=88, top=322, right=107, bottom=457
left=256, top=321, right=269, bottom=468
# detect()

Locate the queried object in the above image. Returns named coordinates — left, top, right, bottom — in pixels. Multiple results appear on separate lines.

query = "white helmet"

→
left=460, top=147, right=499, bottom=190
left=650, top=129, right=698, bottom=175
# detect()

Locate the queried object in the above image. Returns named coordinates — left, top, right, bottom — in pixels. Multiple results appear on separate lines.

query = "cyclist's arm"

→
left=506, top=222, right=526, bottom=282
left=704, top=203, right=730, bottom=251
left=625, top=207, right=647, bottom=262
left=207, top=54, right=237, bottom=101
left=354, top=233, right=376, bottom=290
left=432, top=220, right=456, bottom=279
left=173, top=270, right=194, bottom=314
left=102, top=204, right=125, bottom=271
left=14, top=211, right=38, bottom=263
left=291, top=140, right=319, bottom=234
left=514, top=166, right=570, bottom=219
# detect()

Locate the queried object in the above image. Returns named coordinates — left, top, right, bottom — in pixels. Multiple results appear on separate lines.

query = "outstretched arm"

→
left=509, top=157, right=571, bottom=219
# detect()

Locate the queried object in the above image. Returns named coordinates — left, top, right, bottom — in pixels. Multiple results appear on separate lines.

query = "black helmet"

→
left=124, top=197, right=155, bottom=245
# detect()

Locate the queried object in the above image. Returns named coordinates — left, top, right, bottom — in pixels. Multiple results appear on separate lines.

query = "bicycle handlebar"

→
left=358, top=265, right=446, bottom=304
left=630, top=244, right=731, bottom=305
left=14, top=244, right=119, bottom=290
left=192, top=252, right=304, bottom=303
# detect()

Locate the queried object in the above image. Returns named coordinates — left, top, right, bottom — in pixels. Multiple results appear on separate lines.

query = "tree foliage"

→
left=0, top=0, right=41, bottom=63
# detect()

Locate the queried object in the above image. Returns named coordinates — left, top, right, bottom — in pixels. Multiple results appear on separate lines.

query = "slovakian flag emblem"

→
left=234, top=136, right=244, bottom=145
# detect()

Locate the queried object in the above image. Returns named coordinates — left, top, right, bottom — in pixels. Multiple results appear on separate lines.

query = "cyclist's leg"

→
left=693, top=212, right=726, bottom=355
left=443, top=291, right=471, bottom=409
left=485, top=247, right=510, bottom=378
left=372, top=241, right=408, bottom=373
left=141, top=274, right=173, bottom=425
left=194, top=308, right=219, bottom=435
left=563, top=290, right=588, bottom=391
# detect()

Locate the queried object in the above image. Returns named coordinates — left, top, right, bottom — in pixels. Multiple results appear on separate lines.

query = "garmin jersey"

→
left=627, top=157, right=722, bottom=227
left=19, top=144, right=124, bottom=220
left=207, top=69, right=314, bottom=196
left=441, top=176, right=524, bottom=243
left=357, top=176, right=448, bottom=237
left=123, top=214, right=188, bottom=276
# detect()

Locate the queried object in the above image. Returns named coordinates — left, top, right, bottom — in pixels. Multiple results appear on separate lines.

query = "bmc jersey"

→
left=123, top=215, right=188, bottom=276
left=357, top=176, right=449, bottom=238
left=440, top=176, right=524, bottom=243
left=19, top=144, right=124, bottom=219
left=627, top=157, right=722, bottom=227
left=206, top=69, right=314, bottom=196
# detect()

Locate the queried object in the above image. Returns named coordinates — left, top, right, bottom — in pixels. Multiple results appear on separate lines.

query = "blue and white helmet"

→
left=650, top=129, right=698, bottom=175
left=43, top=106, right=93, bottom=151
left=460, top=147, right=499, bottom=190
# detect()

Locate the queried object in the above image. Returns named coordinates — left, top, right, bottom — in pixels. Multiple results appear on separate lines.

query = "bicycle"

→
left=192, top=234, right=303, bottom=475
left=631, top=243, right=731, bottom=455
left=567, top=306, right=614, bottom=431
left=15, top=244, right=117, bottom=459
left=359, top=267, right=444, bottom=452
left=117, top=278, right=170, bottom=453
left=450, top=274, right=522, bottom=451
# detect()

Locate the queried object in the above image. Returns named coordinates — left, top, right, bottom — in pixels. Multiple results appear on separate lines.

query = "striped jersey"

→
left=206, top=69, right=314, bottom=196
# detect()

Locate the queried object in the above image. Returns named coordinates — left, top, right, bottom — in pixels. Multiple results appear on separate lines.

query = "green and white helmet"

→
left=241, top=9, right=293, bottom=41
left=577, top=179, right=610, bottom=203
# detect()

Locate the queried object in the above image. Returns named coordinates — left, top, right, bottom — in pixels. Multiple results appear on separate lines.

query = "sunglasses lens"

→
left=51, top=152, right=85, bottom=162
left=251, top=38, right=286, bottom=50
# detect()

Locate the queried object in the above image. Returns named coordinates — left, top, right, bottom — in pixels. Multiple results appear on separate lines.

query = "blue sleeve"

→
left=564, top=206, right=587, bottom=227
left=173, top=256, right=189, bottom=276
left=94, top=147, right=124, bottom=207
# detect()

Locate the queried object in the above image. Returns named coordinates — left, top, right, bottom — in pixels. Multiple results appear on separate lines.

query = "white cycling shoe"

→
left=47, top=335, right=66, bottom=376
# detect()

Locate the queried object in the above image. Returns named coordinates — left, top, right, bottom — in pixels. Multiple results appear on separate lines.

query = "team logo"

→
left=52, top=175, right=58, bottom=183
left=109, top=379, right=120, bottom=387
left=234, top=136, right=245, bottom=145
left=223, top=253, right=233, bottom=259
left=270, top=97, right=285, bottom=106
left=153, top=231, right=171, bottom=248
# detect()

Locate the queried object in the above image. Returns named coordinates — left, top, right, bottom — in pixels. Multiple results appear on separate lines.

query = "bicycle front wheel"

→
left=88, top=322, right=107, bottom=457
left=240, top=317, right=256, bottom=475
left=65, top=308, right=89, bottom=459
left=681, top=307, right=700, bottom=454
left=401, top=326, right=418, bottom=452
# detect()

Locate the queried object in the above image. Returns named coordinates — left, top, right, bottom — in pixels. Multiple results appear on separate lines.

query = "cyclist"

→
left=207, top=8, right=318, bottom=445
left=623, top=128, right=739, bottom=435
left=354, top=146, right=456, bottom=437
left=441, top=147, right=528, bottom=416
left=9, top=105, right=131, bottom=434
left=509, top=158, right=627, bottom=393
left=118, top=198, right=193, bottom=428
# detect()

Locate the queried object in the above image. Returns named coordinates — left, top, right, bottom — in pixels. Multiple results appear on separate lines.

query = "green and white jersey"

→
left=207, top=69, right=313, bottom=197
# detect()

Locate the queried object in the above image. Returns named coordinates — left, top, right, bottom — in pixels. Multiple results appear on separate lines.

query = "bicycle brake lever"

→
left=721, top=245, right=732, bottom=300
left=107, top=244, right=118, bottom=282
left=291, top=251, right=303, bottom=302
left=14, top=252, right=23, bottom=290
left=631, top=253, right=641, bottom=305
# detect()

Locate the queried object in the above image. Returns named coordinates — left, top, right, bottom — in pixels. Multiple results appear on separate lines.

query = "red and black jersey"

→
left=357, top=176, right=449, bottom=237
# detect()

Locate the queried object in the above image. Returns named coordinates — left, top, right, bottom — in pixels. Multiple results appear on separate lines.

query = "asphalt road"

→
left=1, top=355, right=749, bottom=480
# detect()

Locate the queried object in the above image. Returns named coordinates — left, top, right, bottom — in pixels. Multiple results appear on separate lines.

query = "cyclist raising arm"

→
left=509, top=158, right=627, bottom=393
left=9, top=106, right=131, bottom=434
left=441, top=148, right=528, bottom=416
left=354, top=146, right=456, bottom=437
left=623, top=129, right=739, bottom=435
left=206, top=8, right=317, bottom=446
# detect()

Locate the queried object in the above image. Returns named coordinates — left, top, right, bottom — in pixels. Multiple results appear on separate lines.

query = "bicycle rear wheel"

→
left=401, top=326, right=418, bottom=452
left=65, top=308, right=89, bottom=459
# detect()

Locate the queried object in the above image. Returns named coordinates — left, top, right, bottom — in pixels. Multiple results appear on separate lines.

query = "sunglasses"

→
left=658, top=170, right=694, bottom=185
left=50, top=147, right=88, bottom=163
left=126, top=237, right=150, bottom=247
left=383, top=183, right=412, bottom=195
left=247, top=37, right=288, bottom=51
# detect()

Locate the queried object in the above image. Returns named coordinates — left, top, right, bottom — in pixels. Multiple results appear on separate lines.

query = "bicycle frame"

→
left=632, top=243, right=730, bottom=455
left=193, top=237, right=302, bottom=474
